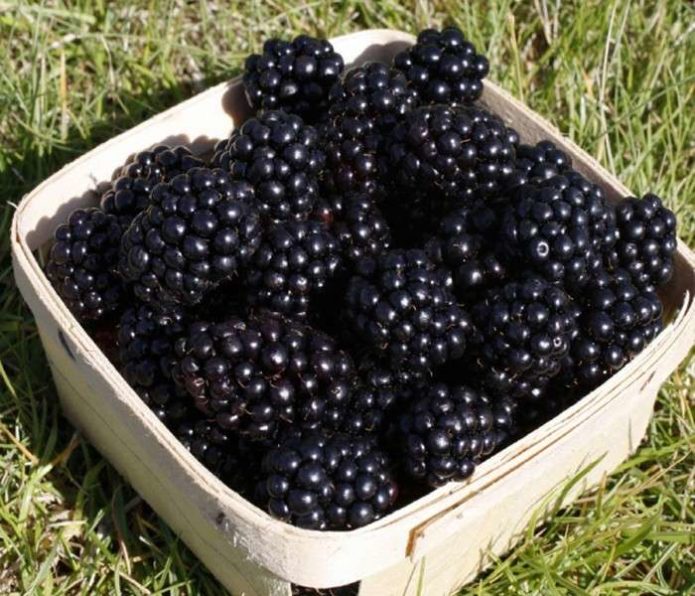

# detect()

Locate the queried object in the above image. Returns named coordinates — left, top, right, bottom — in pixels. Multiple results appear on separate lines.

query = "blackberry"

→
left=609, top=194, right=677, bottom=291
left=213, top=111, right=324, bottom=222
left=345, top=249, right=471, bottom=372
left=425, top=202, right=507, bottom=302
left=176, top=416, right=264, bottom=496
left=172, top=313, right=355, bottom=441
left=397, top=383, right=514, bottom=487
left=560, top=269, right=663, bottom=391
left=243, top=35, right=344, bottom=121
left=45, top=207, right=125, bottom=321
left=505, top=140, right=572, bottom=190
left=119, top=167, right=262, bottom=307
left=243, top=220, right=341, bottom=317
left=117, top=304, right=189, bottom=427
left=331, top=194, right=392, bottom=266
left=256, top=431, right=397, bottom=530
left=393, top=26, right=489, bottom=105
left=101, top=145, right=204, bottom=230
left=320, top=63, right=417, bottom=196
left=470, top=276, right=576, bottom=398
left=501, top=172, right=618, bottom=289
left=384, top=104, right=518, bottom=201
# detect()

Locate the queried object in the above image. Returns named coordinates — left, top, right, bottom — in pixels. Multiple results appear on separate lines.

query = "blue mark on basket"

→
left=58, top=330, right=76, bottom=361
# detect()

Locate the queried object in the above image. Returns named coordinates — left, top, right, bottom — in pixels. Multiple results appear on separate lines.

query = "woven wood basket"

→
left=11, top=29, right=695, bottom=596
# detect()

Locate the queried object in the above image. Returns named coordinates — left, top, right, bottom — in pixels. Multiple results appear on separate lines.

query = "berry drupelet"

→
left=425, top=202, right=507, bottom=302
left=172, top=313, right=355, bottom=441
left=119, top=167, right=262, bottom=308
left=561, top=269, right=663, bottom=391
left=243, top=35, right=344, bottom=122
left=393, top=26, right=489, bottom=105
left=117, top=304, right=189, bottom=427
left=345, top=249, right=471, bottom=373
left=501, top=172, right=618, bottom=289
left=397, top=383, right=515, bottom=488
left=45, top=207, right=125, bottom=321
left=213, top=110, right=325, bottom=222
left=101, top=144, right=204, bottom=231
left=609, top=194, right=677, bottom=291
left=384, top=104, right=518, bottom=201
left=470, top=275, right=576, bottom=398
left=505, top=140, right=572, bottom=190
left=256, top=431, right=397, bottom=530
left=243, top=220, right=341, bottom=317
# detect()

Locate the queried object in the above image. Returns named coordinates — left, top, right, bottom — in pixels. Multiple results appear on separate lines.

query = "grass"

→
left=1, top=0, right=693, bottom=594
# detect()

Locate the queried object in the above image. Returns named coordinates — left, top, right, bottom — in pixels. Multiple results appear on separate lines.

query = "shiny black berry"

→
left=213, top=111, right=325, bottom=222
left=345, top=249, right=472, bottom=373
left=393, top=26, right=489, bottom=104
left=119, top=167, right=262, bottom=307
left=398, top=383, right=514, bottom=487
left=609, top=194, right=677, bottom=290
left=243, top=35, right=344, bottom=122
left=505, top=140, right=572, bottom=189
left=243, top=220, right=341, bottom=317
left=256, top=431, right=397, bottom=530
left=46, top=207, right=125, bottom=321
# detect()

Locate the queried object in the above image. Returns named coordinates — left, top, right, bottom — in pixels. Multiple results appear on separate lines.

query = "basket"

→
left=11, top=29, right=695, bottom=596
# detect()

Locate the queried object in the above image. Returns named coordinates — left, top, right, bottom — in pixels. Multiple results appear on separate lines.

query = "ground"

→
left=0, top=1, right=693, bottom=594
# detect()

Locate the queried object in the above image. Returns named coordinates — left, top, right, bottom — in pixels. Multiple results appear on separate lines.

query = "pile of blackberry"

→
left=44, top=27, right=678, bottom=531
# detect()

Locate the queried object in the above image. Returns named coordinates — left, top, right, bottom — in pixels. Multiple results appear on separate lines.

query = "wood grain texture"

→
left=11, top=29, right=695, bottom=594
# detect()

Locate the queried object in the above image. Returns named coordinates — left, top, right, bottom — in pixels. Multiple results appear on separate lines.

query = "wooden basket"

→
left=11, top=29, right=695, bottom=596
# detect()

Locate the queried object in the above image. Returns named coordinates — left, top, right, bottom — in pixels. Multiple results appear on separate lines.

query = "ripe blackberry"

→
left=213, top=111, right=324, bottom=222
left=560, top=269, right=663, bottom=391
left=243, top=35, right=344, bottom=121
left=609, top=194, right=677, bottom=291
left=117, top=304, right=189, bottom=426
left=505, top=140, right=572, bottom=189
left=425, top=202, right=507, bottom=302
left=172, top=313, right=355, bottom=441
left=397, top=383, right=515, bottom=487
left=501, top=173, right=618, bottom=289
left=470, top=276, right=576, bottom=397
left=320, top=63, right=417, bottom=196
left=243, top=220, right=341, bottom=317
left=256, top=431, right=397, bottom=530
left=345, top=249, right=471, bottom=372
left=119, top=167, right=262, bottom=307
left=101, top=145, right=204, bottom=230
left=176, top=416, right=264, bottom=496
left=384, top=104, right=518, bottom=201
left=393, top=26, right=489, bottom=105
left=45, top=207, right=125, bottom=321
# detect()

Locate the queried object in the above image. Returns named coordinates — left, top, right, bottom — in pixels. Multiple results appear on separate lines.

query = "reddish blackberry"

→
left=397, top=383, right=514, bottom=487
left=243, top=35, right=344, bottom=122
left=320, top=63, right=417, bottom=196
left=393, top=27, right=489, bottom=104
left=243, top=220, right=341, bottom=317
left=45, top=207, right=125, bottom=321
left=256, top=431, right=397, bottom=530
left=470, top=276, right=576, bottom=397
left=425, top=202, right=507, bottom=302
left=561, top=269, right=663, bottom=391
left=384, top=104, right=518, bottom=201
left=101, top=145, right=204, bottom=230
left=176, top=416, right=264, bottom=496
left=213, top=111, right=325, bottom=222
left=117, top=304, right=189, bottom=426
left=344, top=249, right=471, bottom=372
left=172, top=313, right=355, bottom=441
left=501, top=173, right=618, bottom=289
left=609, top=194, right=677, bottom=291
left=119, top=167, right=262, bottom=308
left=505, top=140, right=572, bottom=189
